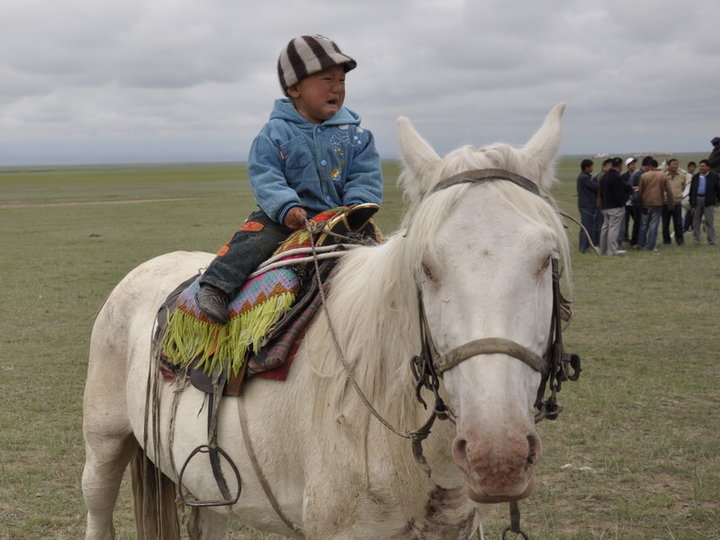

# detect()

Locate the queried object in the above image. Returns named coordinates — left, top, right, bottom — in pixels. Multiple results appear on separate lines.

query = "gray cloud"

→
left=1, top=0, right=718, bottom=165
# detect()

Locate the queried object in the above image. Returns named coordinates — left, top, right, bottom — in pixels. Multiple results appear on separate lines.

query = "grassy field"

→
left=1, top=155, right=718, bottom=539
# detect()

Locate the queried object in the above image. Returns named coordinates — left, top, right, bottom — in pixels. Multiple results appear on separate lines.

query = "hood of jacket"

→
left=269, top=98, right=362, bottom=127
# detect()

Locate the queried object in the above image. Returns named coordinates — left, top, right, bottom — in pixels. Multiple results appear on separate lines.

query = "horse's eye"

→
left=422, top=263, right=436, bottom=283
left=537, top=255, right=552, bottom=277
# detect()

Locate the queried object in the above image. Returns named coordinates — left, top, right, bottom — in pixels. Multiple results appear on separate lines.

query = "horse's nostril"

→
left=453, top=438, right=468, bottom=462
left=525, top=434, right=538, bottom=469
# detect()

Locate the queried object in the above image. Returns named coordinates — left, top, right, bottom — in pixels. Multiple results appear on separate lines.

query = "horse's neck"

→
left=308, top=239, right=461, bottom=488
left=325, top=237, right=421, bottom=408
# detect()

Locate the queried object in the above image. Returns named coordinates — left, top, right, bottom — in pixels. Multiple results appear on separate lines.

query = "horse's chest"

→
left=391, top=486, right=477, bottom=540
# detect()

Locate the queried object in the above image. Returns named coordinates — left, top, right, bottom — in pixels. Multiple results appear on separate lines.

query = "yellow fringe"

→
left=161, top=291, right=296, bottom=378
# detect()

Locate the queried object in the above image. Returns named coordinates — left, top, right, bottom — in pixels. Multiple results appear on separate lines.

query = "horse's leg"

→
left=187, top=507, right=229, bottom=539
left=82, top=425, right=136, bottom=539
left=82, top=318, right=136, bottom=539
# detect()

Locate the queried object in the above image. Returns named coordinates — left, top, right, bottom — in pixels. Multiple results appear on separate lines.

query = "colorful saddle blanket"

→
left=159, top=204, right=380, bottom=382
left=161, top=269, right=299, bottom=378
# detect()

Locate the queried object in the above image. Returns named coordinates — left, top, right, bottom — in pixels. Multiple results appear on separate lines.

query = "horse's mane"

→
left=302, top=139, right=572, bottom=480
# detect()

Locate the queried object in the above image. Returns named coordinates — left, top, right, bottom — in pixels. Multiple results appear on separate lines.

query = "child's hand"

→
left=283, top=206, right=308, bottom=229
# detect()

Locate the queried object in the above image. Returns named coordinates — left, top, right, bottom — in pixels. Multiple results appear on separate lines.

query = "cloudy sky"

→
left=1, top=0, right=719, bottom=166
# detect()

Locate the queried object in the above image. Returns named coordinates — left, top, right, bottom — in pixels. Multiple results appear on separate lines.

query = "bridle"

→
left=408, top=168, right=582, bottom=539
left=411, top=169, right=581, bottom=427
left=235, top=170, right=582, bottom=537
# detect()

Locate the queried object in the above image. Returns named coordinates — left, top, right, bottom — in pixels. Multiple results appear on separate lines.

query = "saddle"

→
left=156, top=203, right=381, bottom=397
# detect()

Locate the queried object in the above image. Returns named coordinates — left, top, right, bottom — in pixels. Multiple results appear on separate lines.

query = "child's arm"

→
left=342, top=130, right=384, bottom=206
left=248, top=132, right=303, bottom=225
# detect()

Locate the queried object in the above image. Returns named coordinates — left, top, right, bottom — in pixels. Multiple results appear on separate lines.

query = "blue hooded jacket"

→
left=248, top=98, right=383, bottom=224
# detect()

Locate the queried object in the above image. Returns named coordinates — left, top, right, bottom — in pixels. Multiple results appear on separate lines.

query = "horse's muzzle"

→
left=452, top=430, right=541, bottom=503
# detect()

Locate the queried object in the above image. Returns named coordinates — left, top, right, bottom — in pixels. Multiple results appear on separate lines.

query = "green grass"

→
left=1, top=157, right=718, bottom=538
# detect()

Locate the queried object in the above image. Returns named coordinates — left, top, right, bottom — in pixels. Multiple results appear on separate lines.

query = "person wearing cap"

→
left=682, top=161, right=697, bottom=232
left=618, top=157, right=637, bottom=246
left=708, top=137, right=720, bottom=174
left=689, top=159, right=720, bottom=246
left=661, top=158, right=686, bottom=246
left=195, top=35, right=383, bottom=323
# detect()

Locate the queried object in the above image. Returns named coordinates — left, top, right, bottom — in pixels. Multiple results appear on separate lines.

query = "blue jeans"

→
left=638, top=206, right=662, bottom=250
left=630, top=204, right=642, bottom=246
left=579, top=206, right=599, bottom=252
left=199, top=210, right=293, bottom=296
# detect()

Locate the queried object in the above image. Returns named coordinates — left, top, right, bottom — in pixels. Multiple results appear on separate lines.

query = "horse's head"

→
left=397, top=105, right=570, bottom=503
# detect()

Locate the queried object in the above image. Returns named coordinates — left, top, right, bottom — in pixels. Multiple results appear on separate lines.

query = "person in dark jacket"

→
left=576, top=159, right=598, bottom=253
left=627, top=156, right=654, bottom=247
left=689, top=159, right=720, bottom=245
left=599, top=157, right=632, bottom=255
left=707, top=137, right=720, bottom=174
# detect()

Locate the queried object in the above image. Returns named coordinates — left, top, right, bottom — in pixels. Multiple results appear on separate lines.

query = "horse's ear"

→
left=397, top=117, right=441, bottom=173
left=522, top=104, right=565, bottom=188
left=397, top=116, right=441, bottom=201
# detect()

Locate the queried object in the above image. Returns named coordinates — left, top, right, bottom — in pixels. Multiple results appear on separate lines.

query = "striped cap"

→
left=277, top=35, right=356, bottom=96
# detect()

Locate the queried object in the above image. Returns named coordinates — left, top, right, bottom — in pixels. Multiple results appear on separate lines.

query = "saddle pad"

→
left=160, top=204, right=380, bottom=382
left=161, top=267, right=299, bottom=378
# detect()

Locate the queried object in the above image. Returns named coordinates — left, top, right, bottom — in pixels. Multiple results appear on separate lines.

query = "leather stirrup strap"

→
left=207, top=386, right=231, bottom=500
left=237, top=397, right=303, bottom=536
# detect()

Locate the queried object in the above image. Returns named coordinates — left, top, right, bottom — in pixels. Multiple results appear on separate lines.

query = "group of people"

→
left=577, top=137, right=720, bottom=255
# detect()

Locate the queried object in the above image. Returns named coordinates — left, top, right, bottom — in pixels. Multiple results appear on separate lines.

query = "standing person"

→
left=577, top=159, right=599, bottom=253
left=195, top=35, right=384, bottom=323
left=619, top=157, right=637, bottom=246
left=637, top=158, right=672, bottom=251
left=683, top=161, right=697, bottom=232
left=708, top=137, right=720, bottom=174
left=662, top=158, right=686, bottom=245
left=592, top=158, right=612, bottom=244
left=628, top=156, right=653, bottom=247
left=689, top=159, right=720, bottom=246
left=599, top=157, right=631, bottom=255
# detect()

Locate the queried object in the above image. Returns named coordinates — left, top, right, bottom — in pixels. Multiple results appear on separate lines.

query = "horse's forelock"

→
left=440, top=143, right=557, bottom=190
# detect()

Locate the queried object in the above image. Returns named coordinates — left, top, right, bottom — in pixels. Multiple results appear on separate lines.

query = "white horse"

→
left=82, top=104, right=573, bottom=539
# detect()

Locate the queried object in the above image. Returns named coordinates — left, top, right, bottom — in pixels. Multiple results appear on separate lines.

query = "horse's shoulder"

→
left=129, top=251, right=213, bottom=276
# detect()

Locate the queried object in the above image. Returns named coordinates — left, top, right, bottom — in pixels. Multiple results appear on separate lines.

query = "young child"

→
left=196, top=35, right=384, bottom=323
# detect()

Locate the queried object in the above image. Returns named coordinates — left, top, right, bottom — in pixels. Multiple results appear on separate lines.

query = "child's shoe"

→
left=195, top=284, right=230, bottom=324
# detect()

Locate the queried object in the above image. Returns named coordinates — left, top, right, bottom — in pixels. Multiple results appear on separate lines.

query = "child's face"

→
left=288, top=65, right=346, bottom=124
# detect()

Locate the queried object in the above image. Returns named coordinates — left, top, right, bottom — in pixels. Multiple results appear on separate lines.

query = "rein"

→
left=306, top=224, right=447, bottom=477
